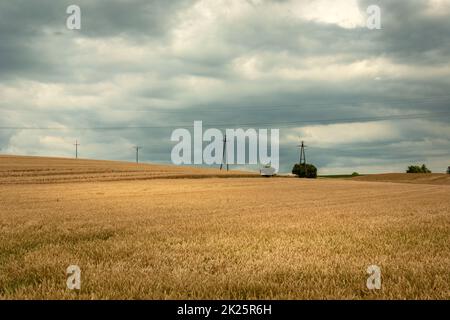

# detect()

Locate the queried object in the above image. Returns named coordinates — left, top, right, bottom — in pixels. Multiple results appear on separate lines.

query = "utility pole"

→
left=297, top=140, right=307, bottom=176
left=220, top=134, right=229, bottom=171
left=133, top=146, right=142, bottom=164
left=74, top=140, right=80, bottom=159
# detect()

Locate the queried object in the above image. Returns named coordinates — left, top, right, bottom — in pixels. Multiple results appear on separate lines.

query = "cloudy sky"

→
left=1, top=0, right=450, bottom=174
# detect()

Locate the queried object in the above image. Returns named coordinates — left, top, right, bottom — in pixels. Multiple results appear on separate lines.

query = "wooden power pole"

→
left=74, top=140, right=80, bottom=159
left=220, top=134, right=229, bottom=171
left=133, top=146, right=142, bottom=164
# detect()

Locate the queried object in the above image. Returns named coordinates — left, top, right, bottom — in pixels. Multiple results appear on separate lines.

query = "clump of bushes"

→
left=351, top=172, right=360, bottom=177
left=406, top=164, right=431, bottom=173
left=447, top=167, right=450, bottom=174
left=292, top=163, right=317, bottom=178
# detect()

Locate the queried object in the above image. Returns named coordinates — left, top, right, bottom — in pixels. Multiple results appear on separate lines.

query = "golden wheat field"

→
left=352, top=173, right=450, bottom=185
left=0, top=155, right=449, bottom=299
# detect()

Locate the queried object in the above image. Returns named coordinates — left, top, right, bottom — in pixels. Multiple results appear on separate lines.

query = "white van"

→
left=260, top=165, right=276, bottom=177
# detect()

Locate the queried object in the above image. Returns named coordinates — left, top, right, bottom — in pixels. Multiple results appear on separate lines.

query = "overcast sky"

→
left=1, top=0, right=450, bottom=174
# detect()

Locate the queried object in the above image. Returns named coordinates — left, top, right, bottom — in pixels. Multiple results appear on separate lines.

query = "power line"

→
left=115, top=94, right=450, bottom=113
left=1, top=111, right=449, bottom=131
left=7, top=94, right=449, bottom=114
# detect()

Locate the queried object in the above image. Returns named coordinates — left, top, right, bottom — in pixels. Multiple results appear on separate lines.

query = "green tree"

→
left=406, top=164, right=431, bottom=173
left=447, top=167, right=450, bottom=174
left=292, top=163, right=317, bottom=178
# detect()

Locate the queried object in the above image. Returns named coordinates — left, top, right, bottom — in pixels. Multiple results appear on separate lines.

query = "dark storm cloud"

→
left=78, top=0, right=192, bottom=39
left=358, top=0, right=450, bottom=65
left=0, top=0, right=190, bottom=38
left=0, top=0, right=190, bottom=80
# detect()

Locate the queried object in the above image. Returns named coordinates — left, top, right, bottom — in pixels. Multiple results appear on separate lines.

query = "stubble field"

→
left=0, top=156, right=449, bottom=299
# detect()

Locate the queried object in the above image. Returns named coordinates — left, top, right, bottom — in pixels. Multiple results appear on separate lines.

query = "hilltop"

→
left=351, top=173, right=450, bottom=185
left=0, top=155, right=257, bottom=184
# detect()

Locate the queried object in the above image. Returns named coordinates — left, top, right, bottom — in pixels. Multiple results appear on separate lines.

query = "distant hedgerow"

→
left=406, top=164, right=431, bottom=173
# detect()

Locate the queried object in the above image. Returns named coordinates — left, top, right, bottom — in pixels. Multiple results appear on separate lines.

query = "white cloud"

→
left=284, top=121, right=401, bottom=146
left=425, top=0, right=450, bottom=16
left=290, top=0, right=366, bottom=29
